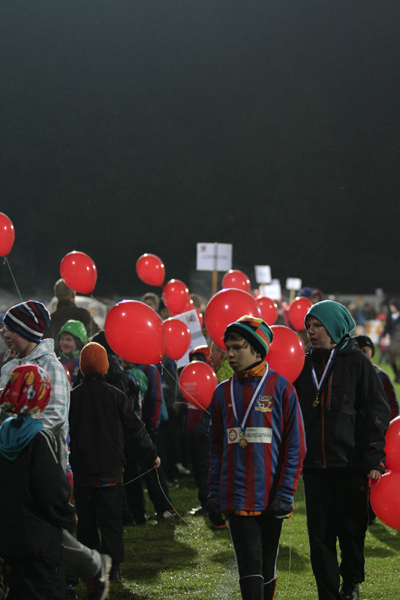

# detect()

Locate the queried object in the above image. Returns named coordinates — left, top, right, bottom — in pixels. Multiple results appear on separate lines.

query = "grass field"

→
left=76, top=352, right=400, bottom=600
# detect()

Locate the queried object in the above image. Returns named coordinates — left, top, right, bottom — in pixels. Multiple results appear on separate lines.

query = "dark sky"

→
left=1, top=1, right=400, bottom=301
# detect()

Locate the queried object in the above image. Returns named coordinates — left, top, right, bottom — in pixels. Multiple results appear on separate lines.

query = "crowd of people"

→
left=0, top=280, right=398, bottom=600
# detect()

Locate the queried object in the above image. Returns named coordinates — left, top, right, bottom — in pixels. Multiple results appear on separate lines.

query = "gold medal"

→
left=239, top=437, right=248, bottom=448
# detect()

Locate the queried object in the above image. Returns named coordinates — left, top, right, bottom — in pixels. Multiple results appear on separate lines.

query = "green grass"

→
left=76, top=354, right=400, bottom=599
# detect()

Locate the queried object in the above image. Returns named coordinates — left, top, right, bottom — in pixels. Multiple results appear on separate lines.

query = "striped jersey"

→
left=209, top=368, right=306, bottom=512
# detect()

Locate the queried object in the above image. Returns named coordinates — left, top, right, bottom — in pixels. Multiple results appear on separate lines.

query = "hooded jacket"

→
left=295, top=336, right=390, bottom=473
left=0, top=339, right=70, bottom=470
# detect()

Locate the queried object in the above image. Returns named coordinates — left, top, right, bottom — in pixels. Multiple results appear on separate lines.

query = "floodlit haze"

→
left=1, top=0, right=400, bottom=300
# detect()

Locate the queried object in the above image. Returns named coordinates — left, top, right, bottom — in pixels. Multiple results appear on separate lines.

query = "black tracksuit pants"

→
left=228, top=512, right=283, bottom=600
left=303, top=469, right=369, bottom=600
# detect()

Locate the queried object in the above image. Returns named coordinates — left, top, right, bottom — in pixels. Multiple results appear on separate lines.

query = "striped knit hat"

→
left=224, top=316, right=273, bottom=358
left=4, top=300, right=51, bottom=343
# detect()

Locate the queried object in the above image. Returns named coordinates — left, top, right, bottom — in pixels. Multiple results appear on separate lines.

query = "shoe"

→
left=340, top=582, right=359, bottom=600
left=212, top=523, right=228, bottom=530
left=149, top=509, right=177, bottom=521
left=109, top=563, right=122, bottom=583
left=86, top=554, right=111, bottom=600
left=189, top=506, right=207, bottom=516
left=167, top=479, right=180, bottom=490
left=176, top=462, right=191, bottom=475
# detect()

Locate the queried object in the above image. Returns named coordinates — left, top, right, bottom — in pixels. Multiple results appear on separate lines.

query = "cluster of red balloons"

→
left=179, top=361, right=218, bottom=410
left=0, top=213, right=15, bottom=257
left=60, top=251, right=97, bottom=295
left=370, top=417, right=400, bottom=529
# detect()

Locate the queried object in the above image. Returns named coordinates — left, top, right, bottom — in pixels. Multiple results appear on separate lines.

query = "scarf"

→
left=0, top=416, right=43, bottom=461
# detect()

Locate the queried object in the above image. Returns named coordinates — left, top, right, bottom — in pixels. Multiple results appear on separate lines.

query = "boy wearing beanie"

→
left=57, top=319, right=87, bottom=384
left=0, top=364, right=75, bottom=599
left=207, top=316, right=306, bottom=600
left=0, top=300, right=70, bottom=471
left=69, top=342, right=160, bottom=585
left=295, top=301, right=390, bottom=600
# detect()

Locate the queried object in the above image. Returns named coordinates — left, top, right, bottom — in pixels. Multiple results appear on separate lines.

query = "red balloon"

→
left=60, top=251, right=97, bottom=295
left=104, top=300, right=164, bottom=364
left=0, top=213, right=15, bottom=257
left=267, top=325, right=305, bottom=382
left=183, top=298, right=195, bottom=313
left=205, top=288, right=262, bottom=349
left=222, top=269, right=251, bottom=293
left=162, top=279, right=190, bottom=316
left=370, top=471, right=400, bottom=529
left=163, top=318, right=191, bottom=360
left=196, top=308, right=204, bottom=328
left=136, top=253, right=165, bottom=287
left=384, top=416, right=400, bottom=472
left=257, top=297, right=279, bottom=325
left=179, top=361, right=218, bottom=410
left=288, top=297, right=313, bottom=331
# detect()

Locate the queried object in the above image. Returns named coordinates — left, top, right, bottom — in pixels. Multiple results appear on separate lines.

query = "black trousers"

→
left=228, top=512, right=283, bottom=600
left=74, top=485, right=124, bottom=563
left=7, top=548, right=65, bottom=600
left=190, top=435, right=210, bottom=509
left=303, top=469, right=369, bottom=600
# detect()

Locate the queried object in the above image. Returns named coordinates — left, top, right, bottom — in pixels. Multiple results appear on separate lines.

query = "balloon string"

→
left=4, top=257, right=23, bottom=302
left=160, top=361, right=212, bottom=416
left=124, top=464, right=191, bottom=526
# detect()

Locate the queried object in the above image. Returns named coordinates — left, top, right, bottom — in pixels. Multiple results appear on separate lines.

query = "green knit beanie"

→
left=57, top=319, right=88, bottom=347
left=305, top=301, right=356, bottom=344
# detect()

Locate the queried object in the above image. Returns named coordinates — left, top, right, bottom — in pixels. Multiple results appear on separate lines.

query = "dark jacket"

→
left=295, top=336, right=390, bottom=474
left=0, top=429, right=74, bottom=558
left=69, top=374, right=157, bottom=485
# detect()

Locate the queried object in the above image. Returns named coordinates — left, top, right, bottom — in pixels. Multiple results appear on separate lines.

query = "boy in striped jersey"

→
left=207, top=316, right=306, bottom=600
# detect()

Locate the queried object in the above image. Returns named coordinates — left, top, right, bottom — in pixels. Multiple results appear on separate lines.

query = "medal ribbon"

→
left=310, top=348, right=337, bottom=398
left=230, top=366, right=269, bottom=432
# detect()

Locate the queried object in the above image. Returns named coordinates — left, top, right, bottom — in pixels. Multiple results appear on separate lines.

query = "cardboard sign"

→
left=196, top=243, right=232, bottom=272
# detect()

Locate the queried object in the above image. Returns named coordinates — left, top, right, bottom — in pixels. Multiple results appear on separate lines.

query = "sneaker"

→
left=109, top=564, right=122, bottom=583
left=189, top=506, right=207, bottom=516
left=212, top=523, right=228, bottom=530
left=176, top=462, right=191, bottom=475
left=340, top=582, right=359, bottom=600
left=86, top=554, right=111, bottom=600
left=149, top=509, right=177, bottom=521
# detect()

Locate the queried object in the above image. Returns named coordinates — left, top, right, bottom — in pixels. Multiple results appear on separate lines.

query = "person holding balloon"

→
left=207, top=316, right=306, bottom=600
left=294, top=300, right=390, bottom=600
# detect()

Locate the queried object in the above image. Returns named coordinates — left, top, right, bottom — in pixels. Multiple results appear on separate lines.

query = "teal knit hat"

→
left=305, top=301, right=356, bottom=344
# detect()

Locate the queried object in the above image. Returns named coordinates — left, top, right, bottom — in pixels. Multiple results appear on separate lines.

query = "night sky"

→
left=1, top=1, right=400, bottom=302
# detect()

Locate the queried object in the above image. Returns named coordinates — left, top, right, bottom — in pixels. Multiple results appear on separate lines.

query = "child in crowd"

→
left=69, top=342, right=160, bottom=584
left=210, top=341, right=234, bottom=383
left=0, top=364, right=75, bottom=599
left=208, top=316, right=306, bottom=600
left=353, top=334, right=399, bottom=420
left=57, top=319, right=87, bottom=385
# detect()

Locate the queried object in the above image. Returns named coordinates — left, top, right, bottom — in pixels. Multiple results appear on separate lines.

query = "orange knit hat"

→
left=80, top=342, right=109, bottom=375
